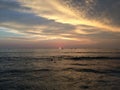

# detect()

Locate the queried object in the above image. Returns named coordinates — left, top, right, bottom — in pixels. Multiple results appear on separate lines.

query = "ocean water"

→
left=0, top=49, right=120, bottom=90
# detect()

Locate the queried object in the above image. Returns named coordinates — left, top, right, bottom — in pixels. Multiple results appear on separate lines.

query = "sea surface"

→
left=0, top=49, right=120, bottom=90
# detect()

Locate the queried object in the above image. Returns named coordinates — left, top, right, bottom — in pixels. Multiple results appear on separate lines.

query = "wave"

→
left=63, top=51, right=120, bottom=54
left=62, top=68, right=120, bottom=77
left=0, top=56, right=120, bottom=61
left=0, top=69, right=51, bottom=75
left=67, top=56, right=120, bottom=60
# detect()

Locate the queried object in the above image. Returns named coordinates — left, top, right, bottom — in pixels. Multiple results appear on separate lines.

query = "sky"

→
left=0, top=0, right=120, bottom=49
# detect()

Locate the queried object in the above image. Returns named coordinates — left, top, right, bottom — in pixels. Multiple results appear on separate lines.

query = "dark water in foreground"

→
left=0, top=49, right=120, bottom=90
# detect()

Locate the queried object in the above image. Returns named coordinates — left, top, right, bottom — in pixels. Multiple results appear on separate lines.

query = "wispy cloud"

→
left=18, top=0, right=120, bottom=32
left=0, top=0, right=120, bottom=48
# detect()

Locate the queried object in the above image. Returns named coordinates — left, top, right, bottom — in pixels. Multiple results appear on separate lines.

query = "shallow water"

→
left=0, top=49, right=120, bottom=90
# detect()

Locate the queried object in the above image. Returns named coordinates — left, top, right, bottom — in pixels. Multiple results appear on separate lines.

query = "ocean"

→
left=0, top=49, right=120, bottom=90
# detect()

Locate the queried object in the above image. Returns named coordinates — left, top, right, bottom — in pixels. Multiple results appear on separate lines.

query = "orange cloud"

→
left=19, top=0, right=120, bottom=32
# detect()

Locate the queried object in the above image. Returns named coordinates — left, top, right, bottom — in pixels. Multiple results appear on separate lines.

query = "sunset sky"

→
left=0, top=0, right=120, bottom=49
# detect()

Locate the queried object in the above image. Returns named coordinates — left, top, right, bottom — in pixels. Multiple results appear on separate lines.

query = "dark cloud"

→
left=0, top=0, right=75, bottom=36
left=0, top=0, right=30, bottom=10
left=62, top=0, right=120, bottom=26
left=0, top=6, right=53, bottom=25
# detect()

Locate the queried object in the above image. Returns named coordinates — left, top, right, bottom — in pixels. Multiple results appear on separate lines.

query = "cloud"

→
left=0, top=0, right=120, bottom=48
left=17, top=0, right=120, bottom=32
left=0, top=0, right=76, bottom=40
left=0, top=0, right=106, bottom=41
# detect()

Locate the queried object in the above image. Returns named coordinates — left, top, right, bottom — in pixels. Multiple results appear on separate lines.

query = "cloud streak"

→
left=18, top=0, right=120, bottom=32
left=0, top=0, right=120, bottom=48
